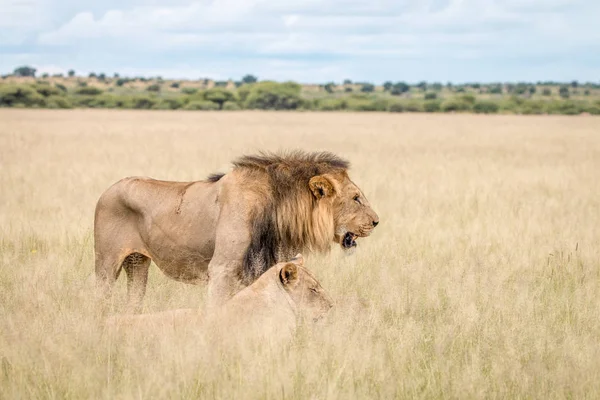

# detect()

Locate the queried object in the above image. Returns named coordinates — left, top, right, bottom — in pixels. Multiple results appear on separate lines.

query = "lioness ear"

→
left=291, top=253, right=304, bottom=266
left=309, top=175, right=335, bottom=199
left=279, top=263, right=298, bottom=286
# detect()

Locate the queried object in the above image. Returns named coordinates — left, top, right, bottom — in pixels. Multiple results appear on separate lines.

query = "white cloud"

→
left=1, top=0, right=598, bottom=81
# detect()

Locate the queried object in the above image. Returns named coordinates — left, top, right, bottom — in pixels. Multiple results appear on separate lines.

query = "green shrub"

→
left=244, top=81, right=302, bottom=110
left=170, top=82, right=180, bottom=89
left=222, top=101, right=241, bottom=111
left=404, top=100, right=423, bottom=112
left=184, top=100, right=220, bottom=110
left=424, top=92, right=437, bottom=100
left=316, top=98, right=346, bottom=111
left=0, top=85, right=45, bottom=107
left=390, top=82, right=410, bottom=96
left=542, top=88, right=552, bottom=96
left=181, top=87, right=198, bottom=95
left=44, top=96, right=72, bottom=109
left=489, top=85, right=503, bottom=94
left=204, top=88, right=236, bottom=109
left=441, top=98, right=471, bottom=112
left=33, top=83, right=63, bottom=97
left=423, top=100, right=441, bottom=112
left=473, top=100, right=499, bottom=114
left=546, top=100, right=582, bottom=115
left=153, top=98, right=183, bottom=110
left=519, top=100, right=545, bottom=115
left=115, top=78, right=128, bottom=87
left=54, top=83, right=68, bottom=93
left=147, top=84, right=161, bottom=92
left=387, top=102, right=404, bottom=112
left=344, top=87, right=353, bottom=93
left=346, top=98, right=379, bottom=111
left=130, top=96, right=157, bottom=109
left=360, top=83, right=375, bottom=93
left=75, top=86, right=103, bottom=96
left=559, top=86, right=570, bottom=99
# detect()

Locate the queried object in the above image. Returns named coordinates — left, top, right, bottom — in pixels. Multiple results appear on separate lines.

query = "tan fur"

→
left=105, top=255, right=333, bottom=341
left=94, top=151, right=378, bottom=313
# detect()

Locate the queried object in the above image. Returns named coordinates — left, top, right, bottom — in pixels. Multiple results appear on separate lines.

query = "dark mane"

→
left=206, top=172, right=225, bottom=183
left=234, top=151, right=350, bottom=283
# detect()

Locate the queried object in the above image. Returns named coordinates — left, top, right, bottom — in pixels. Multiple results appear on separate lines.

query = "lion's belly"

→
left=153, top=252, right=211, bottom=284
left=140, top=215, right=217, bottom=285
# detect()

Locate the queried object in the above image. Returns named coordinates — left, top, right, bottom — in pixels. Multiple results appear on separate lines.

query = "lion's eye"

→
left=310, top=287, right=318, bottom=293
left=353, top=195, right=361, bottom=204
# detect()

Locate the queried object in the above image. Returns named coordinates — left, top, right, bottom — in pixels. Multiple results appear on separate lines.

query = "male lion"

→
left=106, top=254, right=333, bottom=340
left=95, top=151, right=378, bottom=312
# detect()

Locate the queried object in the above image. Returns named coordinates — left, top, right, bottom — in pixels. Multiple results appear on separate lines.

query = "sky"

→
left=1, top=0, right=599, bottom=83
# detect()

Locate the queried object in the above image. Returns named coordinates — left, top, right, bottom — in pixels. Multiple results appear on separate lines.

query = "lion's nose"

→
left=372, top=220, right=379, bottom=227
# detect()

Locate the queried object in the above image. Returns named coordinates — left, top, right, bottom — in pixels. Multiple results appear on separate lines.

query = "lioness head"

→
left=278, top=254, right=333, bottom=322
left=309, top=173, right=379, bottom=250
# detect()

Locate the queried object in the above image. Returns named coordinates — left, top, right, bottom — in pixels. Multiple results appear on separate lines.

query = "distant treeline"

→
left=2, top=66, right=600, bottom=115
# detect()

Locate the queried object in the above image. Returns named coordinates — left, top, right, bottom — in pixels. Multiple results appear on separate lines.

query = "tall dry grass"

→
left=1, top=109, right=600, bottom=398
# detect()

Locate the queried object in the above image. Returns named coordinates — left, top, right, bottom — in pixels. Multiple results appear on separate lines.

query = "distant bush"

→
left=559, top=86, right=570, bottom=99
left=75, top=86, right=103, bottom=96
left=45, top=95, right=72, bottom=109
left=316, top=98, right=346, bottom=111
left=147, top=84, right=161, bottom=92
left=223, top=101, right=241, bottom=110
left=344, top=87, right=353, bottom=93
left=184, top=100, right=220, bottom=110
left=204, top=88, right=236, bottom=109
left=243, top=81, right=302, bottom=110
left=115, top=78, right=128, bottom=87
left=519, top=100, right=545, bottom=115
left=423, top=100, right=441, bottom=112
left=489, top=85, right=503, bottom=94
left=242, top=75, right=258, bottom=84
left=473, top=100, right=499, bottom=114
left=360, top=83, right=375, bottom=93
left=130, top=96, right=157, bottom=109
left=170, top=82, right=180, bottom=89
left=441, top=98, right=471, bottom=112
left=387, top=102, right=404, bottom=112
left=54, top=83, right=68, bottom=93
left=33, top=83, right=63, bottom=97
left=181, top=87, right=198, bottom=95
left=323, top=83, right=335, bottom=94
left=0, top=85, right=45, bottom=107
left=542, top=88, right=552, bottom=96
left=424, top=92, right=437, bottom=100
left=546, top=100, right=582, bottom=115
left=404, top=100, right=423, bottom=112
left=390, top=82, right=410, bottom=96
left=383, top=81, right=393, bottom=91
left=346, top=97, right=384, bottom=111
left=153, top=98, right=183, bottom=110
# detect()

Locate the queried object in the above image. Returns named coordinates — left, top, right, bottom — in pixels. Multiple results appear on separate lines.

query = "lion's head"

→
left=231, top=151, right=379, bottom=281
left=309, top=172, right=379, bottom=251
left=278, top=254, right=333, bottom=322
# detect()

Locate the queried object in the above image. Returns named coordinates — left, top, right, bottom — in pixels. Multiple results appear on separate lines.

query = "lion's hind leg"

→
left=123, top=252, right=151, bottom=314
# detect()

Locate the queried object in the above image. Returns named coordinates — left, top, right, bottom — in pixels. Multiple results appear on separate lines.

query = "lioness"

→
left=106, top=254, right=333, bottom=339
left=95, top=151, right=378, bottom=312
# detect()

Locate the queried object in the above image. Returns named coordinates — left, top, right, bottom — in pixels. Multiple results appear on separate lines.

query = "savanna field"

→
left=1, top=109, right=600, bottom=399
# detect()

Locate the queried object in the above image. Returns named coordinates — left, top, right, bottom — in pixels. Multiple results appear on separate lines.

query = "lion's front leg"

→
left=205, top=201, right=252, bottom=311
left=206, top=260, right=246, bottom=311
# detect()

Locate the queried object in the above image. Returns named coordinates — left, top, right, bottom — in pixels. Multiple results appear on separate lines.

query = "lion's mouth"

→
left=342, top=232, right=357, bottom=249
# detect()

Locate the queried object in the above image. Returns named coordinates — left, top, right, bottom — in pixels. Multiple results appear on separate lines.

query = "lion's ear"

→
left=291, top=253, right=304, bottom=266
left=309, top=175, right=335, bottom=199
left=279, top=263, right=298, bottom=286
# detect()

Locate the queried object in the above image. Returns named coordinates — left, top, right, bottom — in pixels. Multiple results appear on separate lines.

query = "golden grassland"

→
left=1, top=109, right=600, bottom=399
